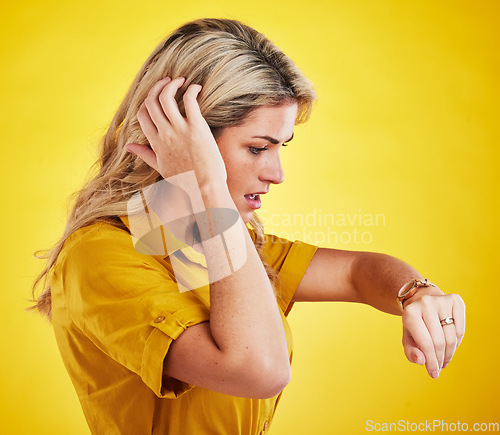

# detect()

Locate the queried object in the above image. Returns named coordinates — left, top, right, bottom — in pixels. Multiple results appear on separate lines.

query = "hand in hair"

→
left=126, top=77, right=227, bottom=189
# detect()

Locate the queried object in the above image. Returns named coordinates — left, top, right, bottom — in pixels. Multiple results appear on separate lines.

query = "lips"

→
left=244, top=192, right=265, bottom=210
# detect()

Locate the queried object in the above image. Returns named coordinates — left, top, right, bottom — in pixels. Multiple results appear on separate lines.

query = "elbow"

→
left=263, top=364, right=292, bottom=398
left=239, top=355, right=292, bottom=399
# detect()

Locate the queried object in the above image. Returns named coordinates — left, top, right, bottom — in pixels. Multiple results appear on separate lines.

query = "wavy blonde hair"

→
left=32, top=18, right=316, bottom=318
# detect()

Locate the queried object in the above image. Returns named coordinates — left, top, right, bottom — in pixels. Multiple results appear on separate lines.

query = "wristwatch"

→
left=397, top=278, right=437, bottom=311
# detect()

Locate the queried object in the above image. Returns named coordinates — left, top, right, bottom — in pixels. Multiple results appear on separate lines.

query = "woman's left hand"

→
left=401, top=289, right=465, bottom=378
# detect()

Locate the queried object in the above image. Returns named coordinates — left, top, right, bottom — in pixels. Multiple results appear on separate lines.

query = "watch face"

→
left=398, top=280, right=417, bottom=298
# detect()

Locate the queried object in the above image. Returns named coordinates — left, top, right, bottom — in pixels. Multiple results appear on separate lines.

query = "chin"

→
left=240, top=210, right=254, bottom=224
left=241, top=214, right=252, bottom=224
left=233, top=201, right=252, bottom=224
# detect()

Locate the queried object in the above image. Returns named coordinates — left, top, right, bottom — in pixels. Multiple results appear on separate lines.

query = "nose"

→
left=259, top=152, right=285, bottom=185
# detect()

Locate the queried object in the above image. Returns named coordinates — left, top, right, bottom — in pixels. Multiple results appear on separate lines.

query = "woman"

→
left=32, top=18, right=465, bottom=434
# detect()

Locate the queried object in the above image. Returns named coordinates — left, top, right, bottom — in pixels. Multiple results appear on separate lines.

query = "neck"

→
left=150, top=181, right=200, bottom=250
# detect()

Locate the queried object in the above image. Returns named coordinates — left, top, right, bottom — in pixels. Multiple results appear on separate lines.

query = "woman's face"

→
left=216, top=102, right=298, bottom=223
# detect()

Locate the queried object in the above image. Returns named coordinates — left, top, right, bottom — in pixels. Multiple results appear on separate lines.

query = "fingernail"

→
left=414, top=355, right=423, bottom=365
left=431, top=370, right=440, bottom=379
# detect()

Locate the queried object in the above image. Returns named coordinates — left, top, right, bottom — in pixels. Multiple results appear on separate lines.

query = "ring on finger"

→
left=440, top=317, right=454, bottom=326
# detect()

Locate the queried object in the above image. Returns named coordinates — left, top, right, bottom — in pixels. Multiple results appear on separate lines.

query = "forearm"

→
left=349, top=252, right=444, bottom=315
left=196, top=183, right=289, bottom=369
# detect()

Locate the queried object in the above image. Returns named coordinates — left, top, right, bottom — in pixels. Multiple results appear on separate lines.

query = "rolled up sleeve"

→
left=57, top=223, right=210, bottom=399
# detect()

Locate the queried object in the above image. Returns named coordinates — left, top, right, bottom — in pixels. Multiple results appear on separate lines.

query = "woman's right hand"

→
left=126, top=77, right=227, bottom=189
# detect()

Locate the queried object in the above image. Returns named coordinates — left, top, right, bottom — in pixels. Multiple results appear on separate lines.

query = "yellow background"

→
left=2, top=0, right=498, bottom=433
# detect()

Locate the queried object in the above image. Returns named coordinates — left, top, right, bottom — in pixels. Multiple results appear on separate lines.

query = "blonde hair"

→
left=31, top=18, right=316, bottom=318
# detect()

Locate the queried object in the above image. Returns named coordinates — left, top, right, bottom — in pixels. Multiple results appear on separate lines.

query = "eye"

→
left=248, top=146, right=268, bottom=155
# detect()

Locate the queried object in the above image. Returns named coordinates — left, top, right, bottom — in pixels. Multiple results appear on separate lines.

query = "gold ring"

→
left=440, top=317, right=454, bottom=326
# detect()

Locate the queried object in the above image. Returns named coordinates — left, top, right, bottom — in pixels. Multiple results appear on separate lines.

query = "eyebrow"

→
left=252, top=133, right=294, bottom=145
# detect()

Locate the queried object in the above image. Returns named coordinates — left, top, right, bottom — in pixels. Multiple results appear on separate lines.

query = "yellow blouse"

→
left=51, top=217, right=317, bottom=434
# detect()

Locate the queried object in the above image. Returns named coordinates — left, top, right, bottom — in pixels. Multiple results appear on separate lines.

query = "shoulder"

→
left=61, top=221, right=131, bottom=262
left=52, top=221, right=183, bottom=313
left=248, top=229, right=318, bottom=314
left=260, top=231, right=318, bottom=272
left=57, top=220, right=167, bottom=280
left=65, top=220, right=129, bottom=247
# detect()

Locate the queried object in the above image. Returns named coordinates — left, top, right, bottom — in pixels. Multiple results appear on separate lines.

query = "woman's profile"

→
left=31, top=18, right=465, bottom=434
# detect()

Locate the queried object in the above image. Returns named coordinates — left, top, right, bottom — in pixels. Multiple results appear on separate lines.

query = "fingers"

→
left=133, top=77, right=218, bottom=181
left=137, top=103, right=159, bottom=138
left=142, top=77, right=203, bottom=132
left=451, top=294, right=466, bottom=346
left=402, top=328, right=426, bottom=365
left=402, top=308, right=440, bottom=378
left=143, top=77, right=174, bottom=129
left=183, top=84, right=203, bottom=120
left=125, top=144, right=159, bottom=172
left=421, top=302, right=447, bottom=369
left=441, top=318, right=457, bottom=368
left=443, top=294, right=466, bottom=368
left=143, top=76, right=186, bottom=131
left=157, top=77, right=186, bottom=126
left=402, top=293, right=466, bottom=379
